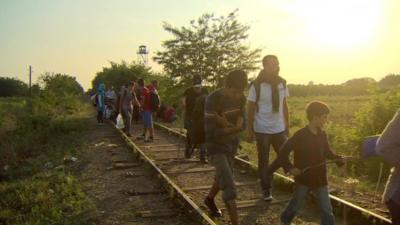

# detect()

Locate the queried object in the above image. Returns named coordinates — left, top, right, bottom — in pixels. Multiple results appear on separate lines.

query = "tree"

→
left=0, top=77, right=28, bottom=97
left=92, top=61, right=151, bottom=92
left=154, top=10, right=261, bottom=87
left=92, top=61, right=183, bottom=105
left=39, top=73, right=83, bottom=96
left=343, top=77, right=376, bottom=87
left=379, top=74, right=400, bottom=88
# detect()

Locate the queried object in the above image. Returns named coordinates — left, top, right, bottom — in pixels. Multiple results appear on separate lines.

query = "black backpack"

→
left=191, top=94, right=207, bottom=145
left=150, top=90, right=161, bottom=112
left=249, top=79, right=286, bottom=112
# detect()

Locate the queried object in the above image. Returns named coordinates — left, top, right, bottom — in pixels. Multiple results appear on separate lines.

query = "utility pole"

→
left=29, top=65, right=32, bottom=96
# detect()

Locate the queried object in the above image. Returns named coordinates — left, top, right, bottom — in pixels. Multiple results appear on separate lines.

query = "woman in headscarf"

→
left=96, top=83, right=106, bottom=124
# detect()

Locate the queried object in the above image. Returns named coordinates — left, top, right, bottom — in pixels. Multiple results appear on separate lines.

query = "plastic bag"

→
left=116, top=114, right=125, bottom=129
left=362, top=135, right=379, bottom=158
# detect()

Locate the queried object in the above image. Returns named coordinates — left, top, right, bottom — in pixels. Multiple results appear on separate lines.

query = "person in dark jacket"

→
left=203, top=70, right=247, bottom=225
left=181, top=75, right=208, bottom=159
left=278, top=101, right=344, bottom=225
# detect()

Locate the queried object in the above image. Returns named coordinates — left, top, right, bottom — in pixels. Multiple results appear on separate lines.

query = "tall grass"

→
left=0, top=78, right=96, bottom=224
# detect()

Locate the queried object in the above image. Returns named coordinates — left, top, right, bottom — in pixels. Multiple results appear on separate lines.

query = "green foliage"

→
left=39, top=73, right=84, bottom=97
left=0, top=172, right=94, bottom=225
left=343, top=77, right=376, bottom=86
left=0, top=72, right=94, bottom=224
left=354, top=88, right=400, bottom=136
left=154, top=10, right=261, bottom=87
left=379, top=73, right=400, bottom=89
left=289, top=78, right=376, bottom=97
left=0, top=77, right=28, bottom=97
left=0, top=95, right=87, bottom=175
left=288, top=75, right=400, bottom=97
left=236, top=93, right=398, bottom=189
left=91, top=61, right=187, bottom=106
left=91, top=61, right=151, bottom=92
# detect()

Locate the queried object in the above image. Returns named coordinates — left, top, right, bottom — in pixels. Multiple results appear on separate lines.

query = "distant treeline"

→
left=288, top=74, right=400, bottom=96
left=0, top=74, right=83, bottom=97
left=2, top=73, right=400, bottom=98
left=0, top=77, right=29, bottom=97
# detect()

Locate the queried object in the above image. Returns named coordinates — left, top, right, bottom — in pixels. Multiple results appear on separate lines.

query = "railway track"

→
left=113, top=122, right=392, bottom=225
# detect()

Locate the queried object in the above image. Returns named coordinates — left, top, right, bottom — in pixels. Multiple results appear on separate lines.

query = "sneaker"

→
left=199, top=156, right=207, bottom=164
left=263, top=190, right=273, bottom=201
left=136, top=134, right=145, bottom=140
left=184, top=146, right=193, bottom=158
left=204, top=197, right=222, bottom=217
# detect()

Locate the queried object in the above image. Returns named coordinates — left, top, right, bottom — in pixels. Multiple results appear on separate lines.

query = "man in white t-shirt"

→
left=247, top=55, right=289, bottom=201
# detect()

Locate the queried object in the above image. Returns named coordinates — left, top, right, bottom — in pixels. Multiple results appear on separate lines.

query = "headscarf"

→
left=97, top=83, right=106, bottom=111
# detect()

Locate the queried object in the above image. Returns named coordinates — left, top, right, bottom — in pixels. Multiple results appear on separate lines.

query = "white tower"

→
left=137, top=45, right=149, bottom=66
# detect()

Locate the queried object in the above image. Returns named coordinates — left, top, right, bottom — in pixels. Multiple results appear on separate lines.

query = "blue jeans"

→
left=281, top=185, right=335, bottom=225
left=199, top=143, right=207, bottom=159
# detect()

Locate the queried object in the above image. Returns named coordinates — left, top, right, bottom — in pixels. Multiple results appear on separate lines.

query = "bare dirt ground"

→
left=75, top=119, right=195, bottom=225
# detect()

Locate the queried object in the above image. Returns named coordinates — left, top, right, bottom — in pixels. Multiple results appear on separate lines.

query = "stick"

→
left=373, top=162, right=384, bottom=203
left=301, top=156, right=358, bottom=174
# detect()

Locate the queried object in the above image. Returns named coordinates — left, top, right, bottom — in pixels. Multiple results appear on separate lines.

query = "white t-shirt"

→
left=247, top=82, right=289, bottom=134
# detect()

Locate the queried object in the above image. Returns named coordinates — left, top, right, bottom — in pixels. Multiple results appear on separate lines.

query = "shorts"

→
left=209, top=152, right=237, bottom=202
left=142, top=110, right=153, bottom=128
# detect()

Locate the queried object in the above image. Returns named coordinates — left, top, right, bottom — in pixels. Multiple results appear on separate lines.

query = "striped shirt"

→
left=204, top=88, right=246, bottom=155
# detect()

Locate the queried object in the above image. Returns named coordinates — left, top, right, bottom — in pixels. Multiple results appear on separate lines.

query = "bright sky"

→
left=0, top=0, right=399, bottom=90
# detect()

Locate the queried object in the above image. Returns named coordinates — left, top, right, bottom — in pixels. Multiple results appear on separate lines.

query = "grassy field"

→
left=287, top=95, right=370, bottom=129
left=169, top=94, right=389, bottom=195
left=0, top=94, right=389, bottom=223
left=240, top=95, right=388, bottom=195
left=0, top=97, right=96, bottom=225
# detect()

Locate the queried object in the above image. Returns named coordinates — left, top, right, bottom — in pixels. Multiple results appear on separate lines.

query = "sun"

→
left=291, top=0, right=381, bottom=48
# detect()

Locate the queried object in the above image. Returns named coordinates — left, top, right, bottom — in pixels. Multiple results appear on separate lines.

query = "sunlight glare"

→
left=289, top=0, right=381, bottom=48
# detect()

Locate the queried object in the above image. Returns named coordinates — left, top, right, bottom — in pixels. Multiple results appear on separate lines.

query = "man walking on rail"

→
left=376, top=111, right=400, bottom=225
left=278, top=101, right=344, bottom=225
left=247, top=55, right=290, bottom=201
left=203, top=70, right=247, bottom=225
left=181, top=75, right=208, bottom=160
left=140, top=80, right=159, bottom=142
left=119, top=81, right=140, bottom=137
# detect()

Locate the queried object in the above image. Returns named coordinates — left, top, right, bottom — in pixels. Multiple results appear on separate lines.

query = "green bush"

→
left=0, top=77, right=28, bottom=97
left=0, top=172, right=95, bottom=225
left=345, top=88, right=400, bottom=179
left=0, top=72, right=94, bottom=224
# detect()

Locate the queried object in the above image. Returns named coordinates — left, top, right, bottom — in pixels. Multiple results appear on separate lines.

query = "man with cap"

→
left=181, top=75, right=209, bottom=160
